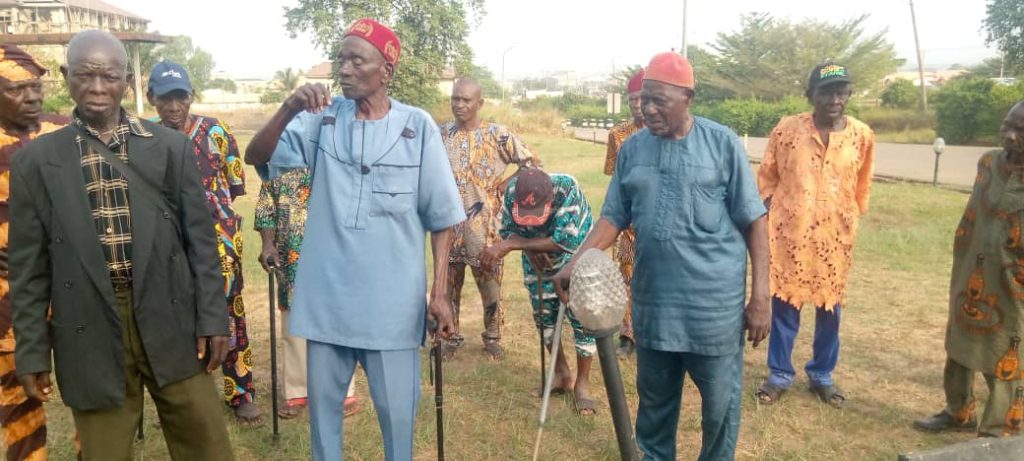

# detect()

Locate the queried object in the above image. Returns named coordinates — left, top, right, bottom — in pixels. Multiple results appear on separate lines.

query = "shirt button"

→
left=75, top=326, right=85, bottom=334
left=63, top=281, right=72, bottom=289
left=171, top=298, right=179, bottom=305
left=162, top=211, right=171, bottom=219
left=106, top=227, right=114, bottom=234
left=361, top=165, right=371, bottom=175
left=54, top=236, right=63, bottom=244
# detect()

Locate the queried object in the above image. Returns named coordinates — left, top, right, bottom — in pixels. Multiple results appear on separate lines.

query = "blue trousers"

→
left=307, top=341, right=420, bottom=461
left=635, top=343, right=743, bottom=461
left=766, top=297, right=842, bottom=389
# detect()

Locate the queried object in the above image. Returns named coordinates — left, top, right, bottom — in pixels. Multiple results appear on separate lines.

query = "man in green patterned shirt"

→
left=254, top=167, right=360, bottom=419
left=481, top=168, right=598, bottom=415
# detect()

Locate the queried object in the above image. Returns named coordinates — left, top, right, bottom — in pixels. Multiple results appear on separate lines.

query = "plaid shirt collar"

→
left=72, top=108, right=153, bottom=145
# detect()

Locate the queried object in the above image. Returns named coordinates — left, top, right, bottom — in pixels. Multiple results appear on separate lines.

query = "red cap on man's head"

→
left=626, top=69, right=645, bottom=94
left=343, top=18, right=401, bottom=65
left=644, top=52, right=694, bottom=90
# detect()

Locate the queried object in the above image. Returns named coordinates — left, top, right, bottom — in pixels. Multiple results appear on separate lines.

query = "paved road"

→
left=574, top=128, right=994, bottom=189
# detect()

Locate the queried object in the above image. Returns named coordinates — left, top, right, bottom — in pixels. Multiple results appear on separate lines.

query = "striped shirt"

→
left=73, top=111, right=153, bottom=284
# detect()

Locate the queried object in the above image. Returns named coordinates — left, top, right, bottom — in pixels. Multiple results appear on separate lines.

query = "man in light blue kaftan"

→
left=245, top=18, right=465, bottom=461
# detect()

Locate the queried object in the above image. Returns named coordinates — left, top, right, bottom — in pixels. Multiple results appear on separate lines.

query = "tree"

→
left=968, top=56, right=1015, bottom=78
left=463, top=63, right=501, bottom=99
left=273, top=67, right=304, bottom=93
left=283, top=0, right=485, bottom=108
left=984, top=0, right=1024, bottom=73
left=933, top=76, right=998, bottom=144
left=140, top=35, right=215, bottom=95
left=259, top=68, right=305, bottom=104
left=880, top=79, right=919, bottom=109
left=706, top=13, right=903, bottom=100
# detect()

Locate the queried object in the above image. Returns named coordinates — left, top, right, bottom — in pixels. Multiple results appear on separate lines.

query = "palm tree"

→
left=274, top=67, right=304, bottom=92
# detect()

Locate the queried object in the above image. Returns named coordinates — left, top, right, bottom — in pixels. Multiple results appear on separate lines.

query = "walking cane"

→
left=428, top=318, right=445, bottom=461
left=531, top=268, right=568, bottom=461
left=267, top=256, right=281, bottom=440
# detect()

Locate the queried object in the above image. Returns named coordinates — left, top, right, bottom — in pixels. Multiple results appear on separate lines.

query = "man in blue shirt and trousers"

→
left=555, top=52, right=771, bottom=460
left=244, top=18, right=465, bottom=461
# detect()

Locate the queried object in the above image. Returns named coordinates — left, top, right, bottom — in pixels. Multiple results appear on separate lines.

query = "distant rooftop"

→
left=306, top=61, right=332, bottom=79
left=0, top=0, right=147, bottom=22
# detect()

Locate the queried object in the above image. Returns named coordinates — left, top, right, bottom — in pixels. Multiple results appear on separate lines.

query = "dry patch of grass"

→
left=28, top=133, right=986, bottom=460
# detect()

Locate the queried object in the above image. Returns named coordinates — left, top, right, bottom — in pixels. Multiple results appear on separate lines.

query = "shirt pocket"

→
left=691, top=185, right=727, bottom=233
left=371, top=165, right=419, bottom=217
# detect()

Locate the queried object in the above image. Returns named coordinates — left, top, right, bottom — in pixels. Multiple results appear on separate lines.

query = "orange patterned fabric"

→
left=0, top=115, right=69, bottom=353
left=0, top=115, right=70, bottom=461
left=605, top=120, right=642, bottom=176
left=758, top=113, right=875, bottom=310
left=606, top=120, right=642, bottom=341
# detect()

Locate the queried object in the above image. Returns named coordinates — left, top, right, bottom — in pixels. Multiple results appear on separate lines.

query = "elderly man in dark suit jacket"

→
left=8, top=30, right=234, bottom=461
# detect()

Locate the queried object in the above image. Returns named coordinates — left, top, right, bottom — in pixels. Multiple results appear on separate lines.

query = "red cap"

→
left=626, top=69, right=645, bottom=94
left=644, top=52, right=694, bottom=89
left=512, top=169, right=554, bottom=227
left=344, top=18, right=401, bottom=65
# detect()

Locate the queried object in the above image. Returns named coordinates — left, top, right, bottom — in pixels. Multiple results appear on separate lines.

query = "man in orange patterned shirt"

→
left=604, top=69, right=645, bottom=357
left=756, top=63, right=875, bottom=408
left=0, top=45, right=69, bottom=461
left=441, top=77, right=538, bottom=359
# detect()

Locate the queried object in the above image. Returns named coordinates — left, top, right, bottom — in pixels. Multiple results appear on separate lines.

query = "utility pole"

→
left=680, top=0, right=688, bottom=58
left=501, top=44, right=514, bottom=106
left=909, top=0, right=928, bottom=112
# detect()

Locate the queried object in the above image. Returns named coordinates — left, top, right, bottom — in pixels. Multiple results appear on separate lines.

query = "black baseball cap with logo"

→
left=512, top=168, right=554, bottom=226
left=808, top=63, right=852, bottom=90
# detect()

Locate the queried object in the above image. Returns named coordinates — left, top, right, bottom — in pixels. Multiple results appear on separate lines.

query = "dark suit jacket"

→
left=8, top=119, right=228, bottom=411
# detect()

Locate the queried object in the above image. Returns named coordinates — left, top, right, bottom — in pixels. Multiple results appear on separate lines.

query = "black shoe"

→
left=913, top=411, right=977, bottom=433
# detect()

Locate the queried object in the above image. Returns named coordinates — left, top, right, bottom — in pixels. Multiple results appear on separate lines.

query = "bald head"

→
left=453, top=78, right=482, bottom=98
left=1010, top=100, right=1024, bottom=118
left=67, top=30, right=128, bottom=70
left=62, top=30, right=131, bottom=128
left=451, top=77, right=484, bottom=127
left=1001, top=99, right=1024, bottom=158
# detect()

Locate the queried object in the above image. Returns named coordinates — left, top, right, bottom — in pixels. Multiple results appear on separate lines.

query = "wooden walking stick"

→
left=267, top=256, right=281, bottom=440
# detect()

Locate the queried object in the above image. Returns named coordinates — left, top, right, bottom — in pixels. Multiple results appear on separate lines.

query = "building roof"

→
left=306, top=61, right=332, bottom=79
left=1, top=1, right=147, bottom=22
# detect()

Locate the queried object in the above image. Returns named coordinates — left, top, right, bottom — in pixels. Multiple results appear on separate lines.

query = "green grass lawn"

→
left=34, top=133, right=981, bottom=460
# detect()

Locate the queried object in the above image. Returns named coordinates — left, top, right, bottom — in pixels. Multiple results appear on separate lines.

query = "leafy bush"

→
left=695, top=96, right=808, bottom=136
left=427, top=100, right=568, bottom=137
left=517, top=94, right=620, bottom=127
left=932, top=76, right=1024, bottom=144
left=42, top=82, right=73, bottom=115
left=855, top=107, right=934, bottom=132
left=880, top=79, right=920, bottom=109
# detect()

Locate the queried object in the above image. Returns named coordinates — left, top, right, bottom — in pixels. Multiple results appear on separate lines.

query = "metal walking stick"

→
left=428, top=319, right=445, bottom=461
left=531, top=264, right=568, bottom=461
left=267, top=256, right=281, bottom=440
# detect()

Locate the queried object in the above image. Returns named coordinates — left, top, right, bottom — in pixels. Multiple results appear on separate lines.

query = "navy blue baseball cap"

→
left=148, top=61, right=193, bottom=96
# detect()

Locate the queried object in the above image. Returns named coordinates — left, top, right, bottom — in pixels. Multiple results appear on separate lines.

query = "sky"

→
left=104, top=0, right=997, bottom=80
